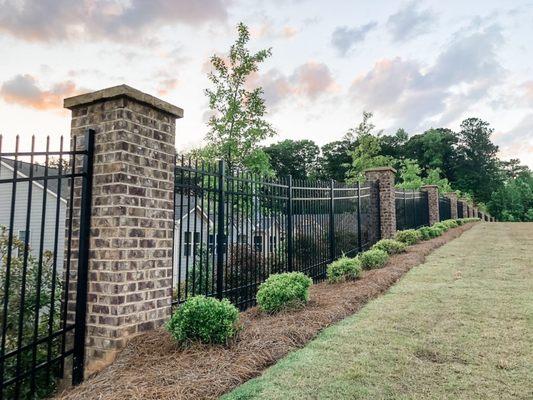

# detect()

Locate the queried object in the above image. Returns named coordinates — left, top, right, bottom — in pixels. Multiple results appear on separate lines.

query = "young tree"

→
left=396, top=159, right=424, bottom=189
left=204, top=22, right=276, bottom=174
left=263, top=139, right=320, bottom=180
left=423, top=167, right=453, bottom=193
left=403, top=128, right=458, bottom=181
left=345, top=111, right=394, bottom=182
left=454, top=118, right=502, bottom=203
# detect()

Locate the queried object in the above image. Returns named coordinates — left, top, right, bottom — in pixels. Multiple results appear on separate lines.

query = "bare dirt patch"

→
left=57, top=223, right=476, bottom=400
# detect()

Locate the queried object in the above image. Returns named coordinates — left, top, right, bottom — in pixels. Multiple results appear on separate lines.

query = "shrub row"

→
left=166, top=217, right=479, bottom=344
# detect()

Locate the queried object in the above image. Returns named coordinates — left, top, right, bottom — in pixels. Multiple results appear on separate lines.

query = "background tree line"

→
left=196, top=23, right=532, bottom=222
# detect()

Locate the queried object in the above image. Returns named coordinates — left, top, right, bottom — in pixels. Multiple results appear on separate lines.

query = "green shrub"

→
left=429, top=226, right=444, bottom=237
left=442, top=219, right=458, bottom=229
left=395, top=229, right=422, bottom=245
left=359, top=249, right=389, bottom=270
left=327, top=256, right=362, bottom=283
left=166, top=295, right=239, bottom=344
left=372, top=239, right=406, bottom=255
left=417, top=226, right=433, bottom=241
left=433, top=222, right=449, bottom=232
left=256, top=272, right=313, bottom=313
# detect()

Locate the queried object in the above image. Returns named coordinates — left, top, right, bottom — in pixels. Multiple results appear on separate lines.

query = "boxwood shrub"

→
left=256, top=272, right=313, bottom=313
left=359, top=249, right=389, bottom=270
left=327, top=256, right=362, bottom=283
left=372, top=239, right=406, bottom=255
left=417, top=226, right=434, bottom=241
left=166, top=295, right=239, bottom=344
left=395, top=229, right=422, bottom=245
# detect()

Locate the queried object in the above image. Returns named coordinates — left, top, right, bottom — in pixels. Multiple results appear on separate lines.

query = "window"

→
left=253, top=235, right=262, bottom=252
left=18, top=230, right=30, bottom=243
left=269, top=235, right=276, bottom=252
left=17, top=230, right=30, bottom=256
left=185, top=231, right=201, bottom=257
left=184, top=231, right=192, bottom=256
left=208, top=234, right=215, bottom=251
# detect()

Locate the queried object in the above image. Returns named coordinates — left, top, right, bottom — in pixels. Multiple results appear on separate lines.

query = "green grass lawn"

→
left=223, top=223, right=533, bottom=400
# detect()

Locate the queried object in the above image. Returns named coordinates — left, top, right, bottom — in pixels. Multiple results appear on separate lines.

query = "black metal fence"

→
left=173, top=158, right=379, bottom=310
left=394, top=189, right=429, bottom=231
left=0, top=133, right=92, bottom=399
left=439, top=196, right=452, bottom=221
left=457, top=201, right=464, bottom=218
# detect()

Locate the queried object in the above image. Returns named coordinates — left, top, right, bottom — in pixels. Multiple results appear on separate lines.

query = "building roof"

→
left=0, top=158, right=68, bottom=199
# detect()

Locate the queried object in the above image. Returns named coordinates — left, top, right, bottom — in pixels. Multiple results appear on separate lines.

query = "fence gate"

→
left=0, top=131, right=93, bottom=399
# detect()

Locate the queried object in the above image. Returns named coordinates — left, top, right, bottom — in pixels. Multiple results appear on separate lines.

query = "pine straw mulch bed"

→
left=57, top=223, right=476, bottom=400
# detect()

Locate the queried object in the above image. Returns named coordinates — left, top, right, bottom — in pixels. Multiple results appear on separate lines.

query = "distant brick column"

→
left=421, top=185, right=439, bottom=226
left=64, top=85, right=183, bottom=376
left=364, top=167, right=396, bottom=239
left=446, top=192, right=458, bottom=219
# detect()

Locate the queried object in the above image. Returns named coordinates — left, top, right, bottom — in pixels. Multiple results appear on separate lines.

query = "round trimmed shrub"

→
left=433, top=222, right=449, bottom=232
left=429, top=226, right=443, bottom=237
left=256, top=272, right=313, bottom=313
left=442, top=219, right=458, bottom=229
left=395, top=229, right=422, bottom=245
left=359, top=249, right=389, bottom=270
left=372, top=239, right=406, bottom=255
left=166, top=295, right=239, bottom=344
left=417, top=226, right=433, bottom=241
left=327, top=256, right=362, bottom=283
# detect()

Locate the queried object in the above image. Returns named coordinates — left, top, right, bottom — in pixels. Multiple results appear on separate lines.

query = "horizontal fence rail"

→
left=439, top=196, right=452, bottom=221
left=173, top=158, right=379, bottom=310
left=0, top=133, right=92, bottom=399
left=394, top=189, right=429, bottom=231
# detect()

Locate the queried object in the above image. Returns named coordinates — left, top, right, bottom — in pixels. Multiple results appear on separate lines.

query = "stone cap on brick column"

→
left=364, top=166, right=397, bottom=173
left=420, top=184, right=438, bottom=189
left=64, top=84, right=184, bottom=118
left=445, top=192, right=457, bottom=198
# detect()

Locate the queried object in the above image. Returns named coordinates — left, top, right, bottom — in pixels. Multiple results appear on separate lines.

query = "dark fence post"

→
left=216, top=159, right=225, bottom=299
left=329, top=180, right=335, bottom=262
left=357, top=181, right=362, bottom=252
left=287, top=175, right=294, bottom=272
left=72, top=129, right=94, bottom=384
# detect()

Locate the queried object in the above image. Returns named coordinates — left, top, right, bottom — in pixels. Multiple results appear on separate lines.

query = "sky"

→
left=0, top=0, right=532, bottom=167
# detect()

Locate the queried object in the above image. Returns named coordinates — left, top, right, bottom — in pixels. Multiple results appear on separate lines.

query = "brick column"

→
left=421, top=185, right=439, bottom=226
left=364, top=167, right=396, bottom=239
left=446, top=192, right=458, bottom=219
left=64, top=85, right=183, bottom=376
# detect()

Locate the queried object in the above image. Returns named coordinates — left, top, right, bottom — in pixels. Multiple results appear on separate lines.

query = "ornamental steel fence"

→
left=0, top=132, right=93, bottom=399
left=457, top=201, right=464, bottom=218
left=439, top=196, right=452, bottom=221
left=394, top=189, right=429, bottom=231
left=172, top=158, right=379, bottom=310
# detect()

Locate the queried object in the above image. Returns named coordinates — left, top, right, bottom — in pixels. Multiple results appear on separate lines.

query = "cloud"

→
left=0, top=74, right=80, bottom=110
left=349, top=25, right=505, bottom=130
left=0, top=0, right=230, bottom=42
left=386, top=0, right=436, bottom=42
left=251, top=62, right=337, bottom=108
left=290, top=62, right=337, bottom=100
left=496, top=114, right=533, bottom=166
left=331, top=21, right=377, bottom=56
left=250, top=21, right=298, bottom=40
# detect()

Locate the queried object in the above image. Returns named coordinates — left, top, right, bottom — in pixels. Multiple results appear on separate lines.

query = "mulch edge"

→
left=57, top=222, right=477, bottom=400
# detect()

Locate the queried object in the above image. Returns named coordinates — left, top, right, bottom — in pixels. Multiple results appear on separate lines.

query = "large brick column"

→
left=64, top=85, right=183, bottom=376
left=421, top=185, right=439, bottom=225
left=446, top=192, right=458, bottom=219
left=364, top=167, right=397, bottom=239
